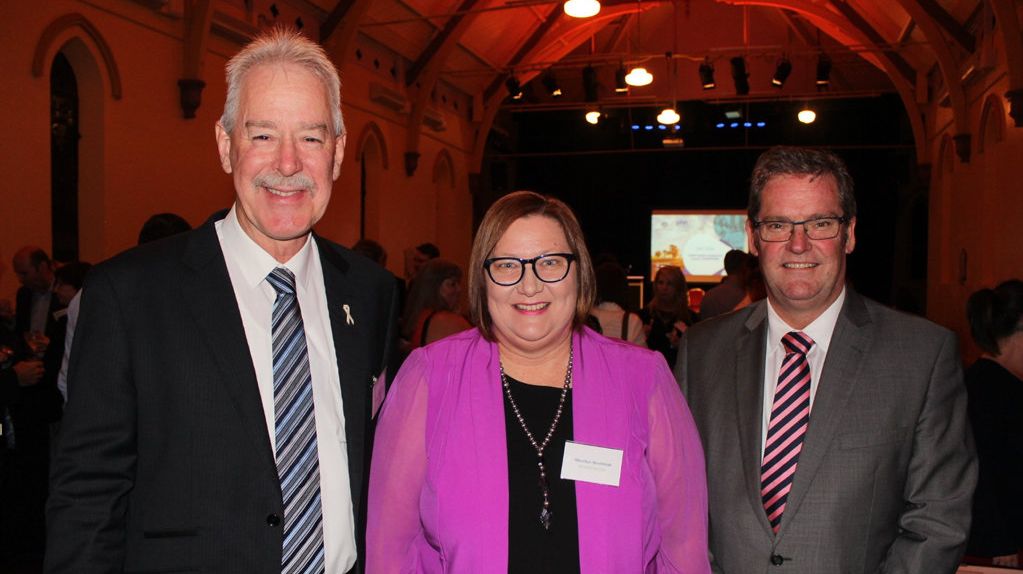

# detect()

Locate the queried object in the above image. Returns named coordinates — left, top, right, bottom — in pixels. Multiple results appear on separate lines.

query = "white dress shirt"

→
left=217, top=206, right=356, bottom=573
left=760, top=288, right=846, bottom=459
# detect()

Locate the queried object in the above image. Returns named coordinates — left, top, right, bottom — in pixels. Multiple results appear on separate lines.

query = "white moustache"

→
left=253, top=174, right=315, bottom=191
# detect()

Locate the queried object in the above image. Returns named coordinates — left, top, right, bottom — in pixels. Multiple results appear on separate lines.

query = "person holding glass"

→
left=367, top=191, right=709, bottom=573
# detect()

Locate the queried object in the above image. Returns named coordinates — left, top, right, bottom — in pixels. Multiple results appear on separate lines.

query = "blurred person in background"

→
left=641, top=265, right=692, bottom=368
left=590, top=260, right=645, bottom=346
left=965, top=279, right=1023, bottom=568
left=400, top=258, right=470, bottom=352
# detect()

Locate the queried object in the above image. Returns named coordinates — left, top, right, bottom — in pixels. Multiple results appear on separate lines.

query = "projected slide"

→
left=650, top=210, right=748, bottom=283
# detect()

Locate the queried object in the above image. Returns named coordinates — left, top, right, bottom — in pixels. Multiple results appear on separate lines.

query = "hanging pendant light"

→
left=797, top=107, right=816, bottom=124
left=657, top=107, right=680, bottom=125
left=563, top=0, right=601, bottom=18
left=585, top=109, right=602, bottom=125
left=625, top=66, right=653, bottom=86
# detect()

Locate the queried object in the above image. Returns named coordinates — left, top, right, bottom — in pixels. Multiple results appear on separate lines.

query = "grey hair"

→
left=220, top=27, right=344, bottom=136
left=748, top=146, right=856, bottom=220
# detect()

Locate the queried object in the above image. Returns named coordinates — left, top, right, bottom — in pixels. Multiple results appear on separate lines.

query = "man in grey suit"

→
left=677, top=146, right=975, bottom=573
left=46, top=29, right=397, bottom=573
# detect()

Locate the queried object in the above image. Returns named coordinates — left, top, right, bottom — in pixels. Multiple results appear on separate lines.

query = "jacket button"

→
left=266, top=513, right=281, bottom=527
left=770, top=554, right=784, bottom=566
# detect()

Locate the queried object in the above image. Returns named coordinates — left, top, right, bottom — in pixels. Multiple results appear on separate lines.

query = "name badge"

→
left=560, top=440, right=623, bottom=487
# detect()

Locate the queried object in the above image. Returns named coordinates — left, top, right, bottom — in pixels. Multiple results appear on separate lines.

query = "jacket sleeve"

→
left=45, top=268, right=137, bottom=573
left=366, top=349, right=431, bottom=574
left=647, top=356, right=712, bottom=574
left=881, top=330, right=977, bottom=573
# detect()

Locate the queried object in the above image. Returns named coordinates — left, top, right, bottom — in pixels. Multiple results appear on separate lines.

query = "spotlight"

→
left=585, top=109, right=601, bottom=125
left=505, top=77, right=523, bottom=100
left=771, top=57, right=791, bottom=88
left=615, top=65, right=629, bottom=93
left=816, top=54, right=831, bottom=89
left=541, top=73, right=562, bottom=98
left=798, top=107, right=816, bottom=124
left=563, top=0, right=601, bottom=18
left=625, top=66, right=653, bottom=87
left=582, top=66, right=599, bottom=102
left=699, top=60, right=715, bottom=90
left=730, top=57, right=749, bottom=95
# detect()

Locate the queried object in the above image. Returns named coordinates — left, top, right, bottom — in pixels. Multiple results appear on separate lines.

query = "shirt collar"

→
left=220, top=204, right=316, bottom=289
left=766, top=287, right=846, bottom=355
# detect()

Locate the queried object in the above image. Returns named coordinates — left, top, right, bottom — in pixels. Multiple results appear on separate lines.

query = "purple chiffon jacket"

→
left=367, top=327, right=710, bottom=574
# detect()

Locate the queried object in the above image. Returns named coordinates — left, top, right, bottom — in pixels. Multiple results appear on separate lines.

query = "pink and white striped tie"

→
left=761, top=331, right=814, bottom=534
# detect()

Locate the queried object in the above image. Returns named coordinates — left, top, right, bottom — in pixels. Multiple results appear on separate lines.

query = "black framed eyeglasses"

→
left=752, top=216, right=849, bottom=242
left=483, top=253, right=576, bottom=286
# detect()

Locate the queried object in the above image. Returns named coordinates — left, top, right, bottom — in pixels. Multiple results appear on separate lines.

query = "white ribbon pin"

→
left=342, top=304, right=355, bottom=326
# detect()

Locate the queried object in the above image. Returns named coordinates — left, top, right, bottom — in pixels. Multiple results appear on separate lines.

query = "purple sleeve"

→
left=648, top=358, right=712, bottom=573
left=366, top=349, right=431, bottom=574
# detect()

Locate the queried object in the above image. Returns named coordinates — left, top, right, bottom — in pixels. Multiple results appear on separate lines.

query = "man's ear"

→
left=215, top=122, right=233, bottom=174
left=332, top=134, right=347, bottom=180
left=844, top=216, right=857, bottom=254
left=746, top=219, right=760, bottom=257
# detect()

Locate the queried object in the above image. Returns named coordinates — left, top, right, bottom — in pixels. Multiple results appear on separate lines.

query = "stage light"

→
left=505, top=77, right=523, bottom=100
left=730, top=57, right=749, bottom=95
left=541, top=73, right=562, bottom=97
left=699, top=61, right=716, bottom=90
left=563, top=0, right=600, bottom=18
left=615, top=65, right=629, bottom=93
left=771, top=58, right=791, bottom=88
left=798, top=107, right=816, bottom=124
left=816, top=54, right=831, bottom=88
left=625, top=66, right=653, bottom=87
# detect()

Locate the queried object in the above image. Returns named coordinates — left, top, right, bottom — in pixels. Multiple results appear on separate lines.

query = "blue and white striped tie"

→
left=267, top=267, right=325, bottom=573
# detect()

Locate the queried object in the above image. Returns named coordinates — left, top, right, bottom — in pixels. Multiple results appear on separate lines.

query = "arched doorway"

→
left=50, top=52, right=79, bottom=262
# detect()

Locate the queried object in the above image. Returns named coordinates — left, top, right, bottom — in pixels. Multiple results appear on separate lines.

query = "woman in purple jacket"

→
left=368, top=191, right=710, bottom=573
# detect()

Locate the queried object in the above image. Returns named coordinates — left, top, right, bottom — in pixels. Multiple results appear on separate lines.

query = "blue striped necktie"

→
left=267, top=267, right=325, bottom=573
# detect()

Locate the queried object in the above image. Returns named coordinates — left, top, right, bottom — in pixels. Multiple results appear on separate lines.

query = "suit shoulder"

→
left=858, top=295, right=954, bottom=340
left=88, top=228, right=197, bottom=281
left=687, top=304, right=757, bottom=344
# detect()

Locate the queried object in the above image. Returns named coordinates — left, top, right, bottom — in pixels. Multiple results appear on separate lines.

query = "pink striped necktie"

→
left=761, top=331, right=814, bottom=534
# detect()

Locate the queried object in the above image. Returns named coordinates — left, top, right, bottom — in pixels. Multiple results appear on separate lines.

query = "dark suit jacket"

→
left=45, top=215, right=399, bottom=573
left=677, top=290, right=976, bottom=574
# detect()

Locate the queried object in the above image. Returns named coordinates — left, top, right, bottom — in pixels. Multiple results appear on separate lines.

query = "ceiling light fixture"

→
left=658, top=52, right=680, bottom=125
left=564, top=0, right=600, bottom=18
left=771, top=57, right=791, bottom=88
left=541, top=72, right=562, bottom=97
left=505, top=77, right=523, bottom=100
left=798, top=107, right=816, bottom=124
left=657, top=107, right=680, bottom=125
left=625, top=66, right=653, bottom=87
left=730, top=57, right=749, bottom=95
left=699, top=60, right=716, bottom=90
left=815, top=54, right=831, bottom=89
left=585, top=109, right=602, bottom=125
left=615, top=65, right=629, bottom=93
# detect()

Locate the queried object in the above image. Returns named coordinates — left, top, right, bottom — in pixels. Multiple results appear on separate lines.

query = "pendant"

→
left=540, top=507, right=552, bottom=531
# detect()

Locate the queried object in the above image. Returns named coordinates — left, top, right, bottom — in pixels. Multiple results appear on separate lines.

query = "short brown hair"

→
left=468, top=191, right=595, bottom=341
left=749, top=146, right=856, bottom=220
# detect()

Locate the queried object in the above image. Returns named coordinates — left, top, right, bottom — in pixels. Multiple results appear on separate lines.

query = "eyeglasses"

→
left=483, top=253, right=576, bottom=286
left=751, top=216, right=849, bottom=242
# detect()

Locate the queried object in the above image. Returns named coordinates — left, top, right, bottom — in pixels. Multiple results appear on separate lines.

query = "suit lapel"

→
left=777, top=290, right=872, bottom=536
left=179, top=221, right=278, bottom=476
left=315, top=239, right=371, bottom=520
left=734, top=303, right=775, bottom=536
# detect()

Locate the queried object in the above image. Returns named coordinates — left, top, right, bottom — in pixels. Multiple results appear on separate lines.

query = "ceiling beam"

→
left=777, top=9, right=816, bottom=47
left=830, top=0, right=915, bottom=83
left=407, top=0, right=481, bottom=86
left=989, top=0, right=1023, bottom=126
left=483, top=8, right=565, bottom=103
left=914, top=0, right=974, bottom=53
left=320, top=0, right=356, bottom=43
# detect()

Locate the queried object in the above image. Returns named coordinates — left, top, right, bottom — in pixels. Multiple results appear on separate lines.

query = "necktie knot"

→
left=267, top=267, right=297, bottom=297
left=782, top=331, right=814, bottom=356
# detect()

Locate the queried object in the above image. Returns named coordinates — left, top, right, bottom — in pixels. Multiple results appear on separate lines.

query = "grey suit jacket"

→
left=677, top=290, right=976, bottom=574
left=45, top=214, right=399, bottom=573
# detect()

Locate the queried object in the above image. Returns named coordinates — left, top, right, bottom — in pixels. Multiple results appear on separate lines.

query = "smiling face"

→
left=748, top=173, right=855, bottom=328
left=215, top=62, right=345, bottom=262
left=486, top=215, right=578, bottom=356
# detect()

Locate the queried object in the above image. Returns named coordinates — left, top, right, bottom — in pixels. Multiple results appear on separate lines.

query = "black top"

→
left=503, top=374, right=580, bottom=574
left=965, top=358, right=1023, bottom=557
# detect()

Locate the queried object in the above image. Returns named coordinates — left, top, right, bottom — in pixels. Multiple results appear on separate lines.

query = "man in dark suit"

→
left=677, top=146, right=976, bottom=573
left=46, top=28, right=398, bottom=573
